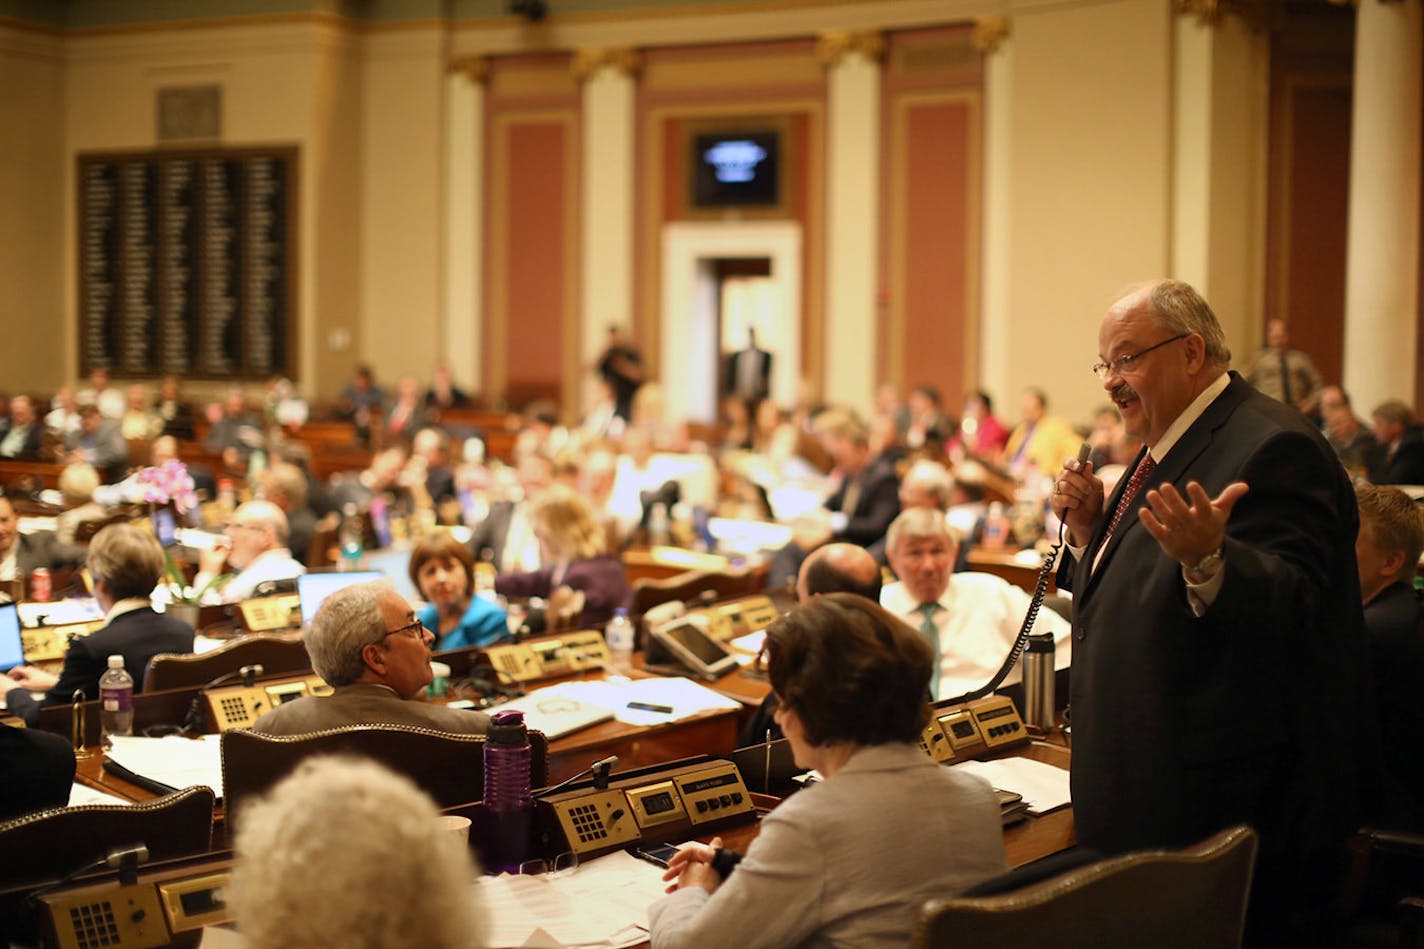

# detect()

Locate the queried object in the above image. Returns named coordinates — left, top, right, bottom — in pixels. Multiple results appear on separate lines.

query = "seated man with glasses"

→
left=251, top=580, right=490, bottom=736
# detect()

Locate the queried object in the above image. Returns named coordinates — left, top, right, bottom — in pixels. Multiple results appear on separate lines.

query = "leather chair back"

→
left=221, top=724, right=549, bottom=829
left=0, top=786, right=215, bottom=890
left=913, top=825, right=1259, bottom=949
left=144, top=634, right=312, bottom=693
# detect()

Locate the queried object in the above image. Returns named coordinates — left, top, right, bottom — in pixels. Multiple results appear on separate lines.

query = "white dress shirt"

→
left=882, top=574, right=1072, bottom=701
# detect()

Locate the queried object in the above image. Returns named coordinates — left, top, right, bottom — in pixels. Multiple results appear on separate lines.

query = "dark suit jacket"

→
left=469, top=500, right=517, bottom=570
left=1362, top=581, right=1424, bottom=830
left=1366, top=426, right=1424, bottom=485
left=1060, top=373, right=1372, bottom=863
left=824, top=455, right=901, bottom=547
left=0, top=723, right=75, bottom=821
left=3, top=607, right=194, bottom=726
left=495, top=554, right=630, bottom=628
left=724, top=347, right=772, bottom=401
left=15, top=531, right=84, bottom=578
left=0, top=422, right=43, bottom=460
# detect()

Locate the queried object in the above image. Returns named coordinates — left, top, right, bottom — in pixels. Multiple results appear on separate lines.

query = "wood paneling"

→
left=878, top=26, right=981, bottom=404
left=484, top=55, right=580, bottom=412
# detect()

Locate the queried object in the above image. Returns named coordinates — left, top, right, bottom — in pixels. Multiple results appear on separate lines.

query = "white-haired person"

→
left=53, top=461, right=106, bottom=546
left=192, top=500, right=306, bottom=604
left=227, top=756, right=487, bottom=949
left=251, top=579, right=489, bottom=736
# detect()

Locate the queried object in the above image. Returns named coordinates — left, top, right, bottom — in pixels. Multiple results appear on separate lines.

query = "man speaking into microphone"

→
left=1050, top=280, right=1375, bottom=943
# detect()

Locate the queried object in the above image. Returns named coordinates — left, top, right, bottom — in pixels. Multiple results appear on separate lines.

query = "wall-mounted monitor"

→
left=690, top=129, right=782, bottom=210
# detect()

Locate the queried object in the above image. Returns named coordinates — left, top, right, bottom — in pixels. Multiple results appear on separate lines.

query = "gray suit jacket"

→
left=648, top=743, right=1006, bottom=949
left=251, top=682, right=490, bottom=736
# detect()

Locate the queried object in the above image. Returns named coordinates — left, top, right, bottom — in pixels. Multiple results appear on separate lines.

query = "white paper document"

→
left=475, top=849, right=667, bottom=948
left=105, top=734, right=225, bottom=799
left=952, top=756, right=1072, bottom=815
left=508, top=677, right=741, bottom=729
left=68, top=783, right=135, bottom=807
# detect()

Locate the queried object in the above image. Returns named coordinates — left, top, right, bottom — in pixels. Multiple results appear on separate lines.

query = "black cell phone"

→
left=631, top=842, right=681, bottom=869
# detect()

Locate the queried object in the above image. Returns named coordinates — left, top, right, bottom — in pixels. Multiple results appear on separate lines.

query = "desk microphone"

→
left=533, top=754, right=619, bottom=799
left=181, top=664, right=265, bottom=734
left=23, top=844, right=151, bottom=908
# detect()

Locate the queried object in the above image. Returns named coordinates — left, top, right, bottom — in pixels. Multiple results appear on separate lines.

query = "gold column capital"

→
left=814, top=30, right=886, bottom=68
left=448, top=55, right=489, bottom=84
left=971, top=16, right=1011, bottom=55
left=1173, top=0, right=1271, bottom=29
left=571, top=47, right=642, bottom=82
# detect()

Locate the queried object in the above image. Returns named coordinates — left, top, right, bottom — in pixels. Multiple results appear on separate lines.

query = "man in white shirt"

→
left=193, top=500, right=306, bottom=604
left=881, top=507, right=1070, bottom=702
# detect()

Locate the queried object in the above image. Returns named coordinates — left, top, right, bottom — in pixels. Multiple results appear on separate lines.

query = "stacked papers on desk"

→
left=476, top=849, right=667, bottom=948
left=68, top=783, right=134, bottom=807
left=490, top=686, right=617, bottom=740
left=105, top=734, right=224, bottom=799
left=503, top=677, right=741, bottom=731
left=953, top=756, right=1071, bottom=815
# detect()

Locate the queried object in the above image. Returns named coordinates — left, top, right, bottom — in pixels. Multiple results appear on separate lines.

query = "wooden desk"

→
left=965, top=548, right=1053, bottom=596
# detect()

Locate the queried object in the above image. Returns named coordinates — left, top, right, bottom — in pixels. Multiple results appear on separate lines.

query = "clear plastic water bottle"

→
left=338, top=502, right=364, bottom=571
left=99, top=655, right=134, bottom=744
left=605, top=608, right=635, bottom=677
left=484, top=709, right=532, bottom=874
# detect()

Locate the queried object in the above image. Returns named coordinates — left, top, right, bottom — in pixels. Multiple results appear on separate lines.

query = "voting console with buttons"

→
left=918, top=694, right=1030, bottom=764
left=536, top=759, right=756, bottom=859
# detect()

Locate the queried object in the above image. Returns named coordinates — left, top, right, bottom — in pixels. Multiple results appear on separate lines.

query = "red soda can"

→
left=30, top=567, right=51, bottom=602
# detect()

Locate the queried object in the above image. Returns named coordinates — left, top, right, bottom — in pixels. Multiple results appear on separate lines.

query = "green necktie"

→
left=918, top=602, right=941, bottom=700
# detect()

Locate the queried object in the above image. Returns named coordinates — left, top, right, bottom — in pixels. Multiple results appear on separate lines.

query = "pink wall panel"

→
left=901, top=101, right=970, bottom=402
left=502, top=120, right=568, bottom=388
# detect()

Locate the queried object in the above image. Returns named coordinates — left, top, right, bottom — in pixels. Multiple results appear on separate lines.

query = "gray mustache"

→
left=1111, top=384, right=1136, bottom=402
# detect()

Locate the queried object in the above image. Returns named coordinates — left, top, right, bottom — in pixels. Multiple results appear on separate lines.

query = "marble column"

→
left=575, top=48, right=639, bottom=416
left=443, top=57, right=486, bottom=395
left=819, top=31, right=883, bottom=412
left=1342, top=0, right=1421, bottom=410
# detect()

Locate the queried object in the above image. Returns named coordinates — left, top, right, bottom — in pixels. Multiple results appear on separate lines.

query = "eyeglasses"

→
left=517, top=852, right=579, bottom=877
left=1091, top=334, right=1188, bottom=380
left=379, top=618, right=426, bottom=643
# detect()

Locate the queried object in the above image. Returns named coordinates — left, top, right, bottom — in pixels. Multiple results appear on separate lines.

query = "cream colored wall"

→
left=358, top=26, right=445, bottom=386
left=996, top=0, right=1174, bottom=427
left=0, top=25, right=65, bottom=394
left=60, top=16, right=361, bottom=400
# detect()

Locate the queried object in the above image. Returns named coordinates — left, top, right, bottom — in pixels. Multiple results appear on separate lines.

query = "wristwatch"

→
left=1186, top=548, right=1224, bottom=584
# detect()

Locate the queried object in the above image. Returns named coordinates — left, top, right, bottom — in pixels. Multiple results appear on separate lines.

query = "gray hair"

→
left=900, top=460, right=954, bottom=509
left=305, top=579, right=392, bottom=686
left=227, top=756, right=485, bottom=949
left=886, top=507, right=962, bottom=555
left=234, top=499, right=291, bottom=547
left=1143, top=280, right=1232, bottom=368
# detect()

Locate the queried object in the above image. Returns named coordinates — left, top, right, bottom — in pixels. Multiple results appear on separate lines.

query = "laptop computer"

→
left=0, top=603, right=26, bottom=672
left=297, top=571, right=383, bottom=626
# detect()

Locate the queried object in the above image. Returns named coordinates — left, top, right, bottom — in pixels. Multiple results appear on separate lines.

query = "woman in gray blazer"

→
left=649, top=594, right=1007, bottom=948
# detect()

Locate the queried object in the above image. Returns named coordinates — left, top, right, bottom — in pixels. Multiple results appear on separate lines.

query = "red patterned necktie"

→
left=1101, top=453, right=1157, bottom=548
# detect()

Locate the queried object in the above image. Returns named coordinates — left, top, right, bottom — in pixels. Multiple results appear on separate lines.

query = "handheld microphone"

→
left=533, top=754, right=619, bottom=799
left=942, top=443, right=1089, bottom=706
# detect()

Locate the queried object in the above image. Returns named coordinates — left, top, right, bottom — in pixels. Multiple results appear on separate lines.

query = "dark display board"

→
left=78, top=147, right=297, bottom=379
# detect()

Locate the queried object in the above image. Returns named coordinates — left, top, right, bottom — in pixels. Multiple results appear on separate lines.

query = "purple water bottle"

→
left=484, top=709, right=532, bottom=873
